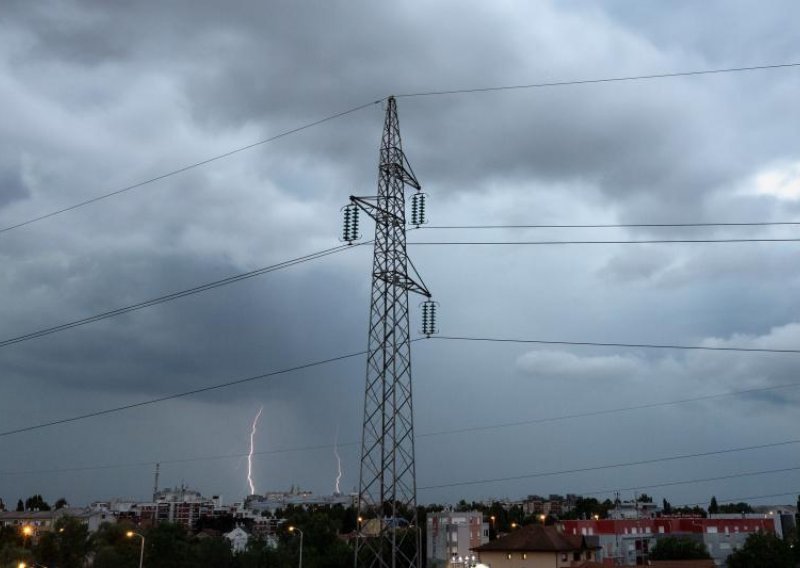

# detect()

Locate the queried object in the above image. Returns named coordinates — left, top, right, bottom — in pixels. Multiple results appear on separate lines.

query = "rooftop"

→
left=473, top=524, right=595, bottom=553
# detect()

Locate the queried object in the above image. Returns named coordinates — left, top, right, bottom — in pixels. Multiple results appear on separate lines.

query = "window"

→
left=561, top=553, right=568, bottom=561
left=506, top=554, right=512, bottom=560
left=521, top=553, right=527, bottom=559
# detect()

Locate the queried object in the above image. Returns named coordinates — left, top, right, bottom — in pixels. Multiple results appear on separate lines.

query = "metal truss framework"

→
left=353, top=96, right=431, bottom=568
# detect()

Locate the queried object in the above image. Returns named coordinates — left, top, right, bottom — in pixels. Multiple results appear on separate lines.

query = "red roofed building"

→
left=560, top=516, right=777, bottom=566
left=473, top=524, right=599, bottom=568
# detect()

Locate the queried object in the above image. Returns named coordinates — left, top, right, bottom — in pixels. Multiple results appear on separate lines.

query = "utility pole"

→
left=343, top=96, right=435, bottom=568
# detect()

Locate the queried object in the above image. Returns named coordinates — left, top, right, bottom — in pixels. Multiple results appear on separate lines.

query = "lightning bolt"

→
left=334, top=425, right=342, bottom=494
left=247, top=405, right=264, bottom=496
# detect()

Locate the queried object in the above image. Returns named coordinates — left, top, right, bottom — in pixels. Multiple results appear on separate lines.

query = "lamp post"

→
left=126, top=530, right=145, bottom=568
left=288, top=526, right=304, bottom=568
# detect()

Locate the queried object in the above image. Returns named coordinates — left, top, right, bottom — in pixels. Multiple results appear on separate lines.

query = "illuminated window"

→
left=522, top=553, right=527, bottom=559
left=506, top=554, right=512, bottom=560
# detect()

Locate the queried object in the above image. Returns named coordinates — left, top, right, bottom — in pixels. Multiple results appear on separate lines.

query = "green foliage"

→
left=727, top=532, right=794, bottom=568
left=708, top=496, right=719, bottom=514
left=35, top=516, right=92, bottom=567
left=718, top=502, right=754, bottom=514
left=0, top=543, right=31, bottom=568
left=650, top=536, right=711, bottom=560
left=560, top=497, right=613, bottom=520
left=24, top=494, right=50, bottom=512
left=662, top=499, right=672, bottom=514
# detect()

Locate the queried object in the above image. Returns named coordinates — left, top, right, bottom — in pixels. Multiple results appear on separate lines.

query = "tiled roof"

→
left=473, top=524, right=592, bottom=553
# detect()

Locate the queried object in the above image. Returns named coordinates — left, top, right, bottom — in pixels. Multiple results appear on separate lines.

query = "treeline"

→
left=0, top=505, right=356, bottom=568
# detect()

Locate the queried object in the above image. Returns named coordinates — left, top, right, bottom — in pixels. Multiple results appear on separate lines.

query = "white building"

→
left=427, top=511, right=489, bottom=568
left=224, top=526, right=250, bottom=553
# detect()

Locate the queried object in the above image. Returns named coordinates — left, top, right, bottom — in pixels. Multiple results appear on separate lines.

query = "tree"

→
left=54, top=497, right=69, bottom=510
left=24, top=494, right=50, bottom=512
left=662, top=498, right=672, bottom=515
left=718, top=502, right=754, bottom=514
left=91, top=522, right=139, bottom=568
left=15, top=500, right=23, bottom=512
left=637, top=493, right=653, bottom=503
left=650, top=536, right=711, bottom=560
left=708, top=496, right=719, bottom=514
left=727, top=532, right=794, bottom=568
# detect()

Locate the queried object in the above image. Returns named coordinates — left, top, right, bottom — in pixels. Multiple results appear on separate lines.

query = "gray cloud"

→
left=1, top=0, right=800, bottom=510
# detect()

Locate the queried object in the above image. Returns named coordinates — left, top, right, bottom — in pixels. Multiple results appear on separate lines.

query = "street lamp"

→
left=126, top=530, right=145, bottom=568
left=288, top=526, right=304, bottom=568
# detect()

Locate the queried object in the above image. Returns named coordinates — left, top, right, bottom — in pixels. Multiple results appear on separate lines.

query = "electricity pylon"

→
left=342, top=96, right=435, bottom=568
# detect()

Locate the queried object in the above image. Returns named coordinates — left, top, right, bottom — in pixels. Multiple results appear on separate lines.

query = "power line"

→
left=432, top=335, right=800, bottom=354
left=0, top=242, right=366, bottom=351
left=395, top=62, right=800, bottom=98
left=409, top=238, right=800, bottom=246
left=0, top=100, right=382, bottom=236
left=1, top=334, right=793, bottom=438
left=677, top=491, right=799, bottom=508
left=0, top=348, right=368, bottom=438
left=418, top=438, right=800, bottom=490
left=416, top=381, right=800, bottom=439
left=422, top=221, right=800, bottom=230
left=7, top=62, right=799, bottom=237
left=4, top=378, right=797, bottom=476
left=579, top=464, right=800, bottom=499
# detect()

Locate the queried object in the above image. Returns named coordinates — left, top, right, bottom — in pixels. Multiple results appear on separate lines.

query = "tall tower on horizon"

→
left=345, top=96, right=433, bottom=568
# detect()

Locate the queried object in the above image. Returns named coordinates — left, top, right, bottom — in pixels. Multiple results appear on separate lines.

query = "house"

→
left=473, top=524, right=599, bottom=568
left=224, top=526, right=250, bottom=553
left=0, top=507, right=114, bottom=537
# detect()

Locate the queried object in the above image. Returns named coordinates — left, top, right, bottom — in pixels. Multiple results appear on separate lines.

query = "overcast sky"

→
left=1, top=1, right=800, bottom=511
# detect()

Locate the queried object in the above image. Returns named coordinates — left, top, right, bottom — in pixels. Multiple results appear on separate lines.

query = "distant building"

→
left=608, top=499, right=660, bottom=520
left=245, top=485, right=354, bottom=514
left=99, top=485, right=217, bottom=530
left=472, top=524, right=599, bottom=568
left=427, top=511, right=489, bottom=568
left=561, top=515, right=778, bottom=566
left=0, top=506, right=114, bottom=536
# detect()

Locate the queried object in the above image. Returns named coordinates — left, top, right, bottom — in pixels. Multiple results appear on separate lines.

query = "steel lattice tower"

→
left=347, top=96, right=431, bottom=568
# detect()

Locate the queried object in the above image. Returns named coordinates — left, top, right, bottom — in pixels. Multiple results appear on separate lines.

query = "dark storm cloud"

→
left=1, top=0, right=800, bottom=508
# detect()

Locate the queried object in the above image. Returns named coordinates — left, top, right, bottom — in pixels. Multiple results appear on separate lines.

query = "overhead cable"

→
left=6, top=61, right=799, bottom=236
left=395, top=62, right=800, bottom=98
left=0, top=348, right=368, bottom=438
left=0, top=100, right=382, bottom=235
left=422, top=221, right=800, bottom=229
left=579, top=464, right=800, bottom=498
left=0, top=242, right=366, bottom=351
left=409, top=238, right=800, bottom=246
left=417, top=438, right=800, bottom=490
left=432, top=335, right=800, bottom=354
left=3, top=378, right=797, bottom=475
